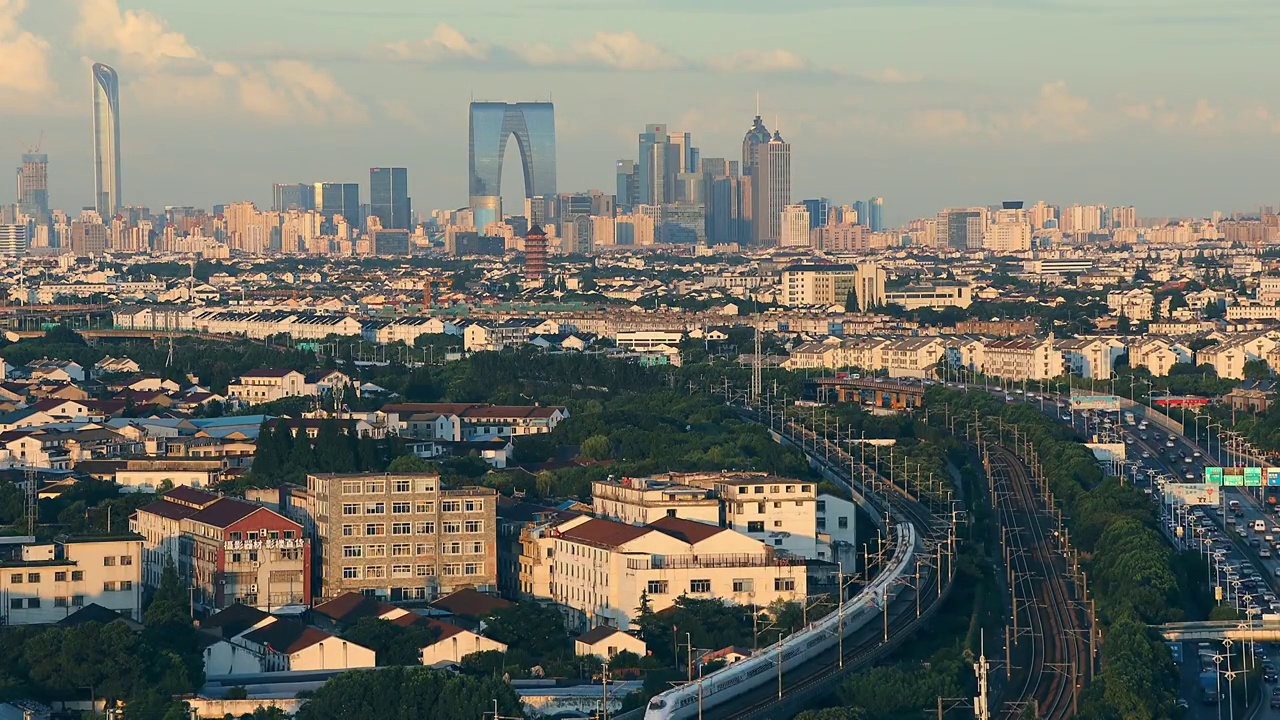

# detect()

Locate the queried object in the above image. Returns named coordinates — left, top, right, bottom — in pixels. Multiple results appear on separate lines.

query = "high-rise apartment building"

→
left=293, top=473, right=498, bottom=601
left=70, top=220, right=107, bottom=257
left=938, top=208, right=987, bottom=250
left=1110, top=205, right=1137, bottom=229
left=468, top=102, right=557, bottom=231
left=779, top=204, right=811, bottom=247
left=370, top=167, right=411, bottom=230
left=0, top=225, right=27, bottom=256
left=371, top=229, right=411, bottom=255
left=1059, top=204, right=1104, bottom=235
left=91, top=63, right=122, bottom=219
left=17, top=153, right=49, bottom=222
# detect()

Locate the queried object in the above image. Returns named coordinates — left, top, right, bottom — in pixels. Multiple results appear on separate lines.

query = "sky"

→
left=4, top=0, right=1280, bottom=225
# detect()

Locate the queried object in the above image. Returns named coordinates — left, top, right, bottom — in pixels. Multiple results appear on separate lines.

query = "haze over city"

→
left=6, top=0, right=1280, bottom=220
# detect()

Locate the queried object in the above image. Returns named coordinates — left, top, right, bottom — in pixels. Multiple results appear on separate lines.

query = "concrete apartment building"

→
left=226, top=369, right=311, bottom=405
left=978, top=336, right=1063, bottom=381
left=591, top=476, right=719, bottom=526
left=0, top=535, right=143, bottom=624
left=549, top=515, right=808, bottom=631
left=296, top=473, right=498, bottom=602
left=132, top=487, right=309, bottom=612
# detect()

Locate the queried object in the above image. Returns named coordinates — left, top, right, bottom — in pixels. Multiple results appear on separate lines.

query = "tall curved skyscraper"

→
left=468, top=102, right=556, bottom=230
left=92, top=62, right=122, bottom=219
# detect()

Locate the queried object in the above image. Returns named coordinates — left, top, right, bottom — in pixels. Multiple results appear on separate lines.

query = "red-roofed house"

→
left=419, top=618, right=507, bottom=665
left=202, top=610, right=376, bottom=676
left=131, top=486, right=310, bottom=612
left=547, top=515, right=806, bottom=632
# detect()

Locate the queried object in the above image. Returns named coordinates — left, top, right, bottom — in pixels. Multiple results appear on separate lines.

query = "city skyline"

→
left=6, top=1, right=1280, bottom=223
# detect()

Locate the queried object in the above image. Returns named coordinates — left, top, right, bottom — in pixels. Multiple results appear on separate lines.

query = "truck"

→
left=1200, top=671, right=1219, bottom=704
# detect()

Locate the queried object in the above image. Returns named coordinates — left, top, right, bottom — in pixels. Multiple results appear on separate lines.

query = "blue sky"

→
left=3, top=0, right=1279, bottom=224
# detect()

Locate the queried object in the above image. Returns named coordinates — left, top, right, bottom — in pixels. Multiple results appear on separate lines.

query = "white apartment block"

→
left=1107, top=290, right=1155, bottom=321
left=883, top=284, right=972, bottom=311
left=1196, top=332, right=1280, bottom=380
left=0, top=535, right=143, bottom=624
left=227, top=369, right=312, bottom=405
left=879, top=337, right=948, bottom=378
left=190, top=310, right=364, bottom=340
left=548, top=515, right=807, bottom=631
left=591, top=477, right=720, bottom=526
left=980, top=336, right=1063, bottom=381
left=614, top=330, right=684, bottom=352
left=780, top=264, right=886, bottom=310
left=1058, top=337, right=1127, bottom=381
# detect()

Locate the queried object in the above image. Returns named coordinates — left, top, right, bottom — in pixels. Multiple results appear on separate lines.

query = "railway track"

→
left=985, top=445, right=1086, bottom=720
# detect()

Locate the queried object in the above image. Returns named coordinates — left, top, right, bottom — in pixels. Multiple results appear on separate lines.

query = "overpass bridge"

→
left=1155, top=618, right=1280, bottom=642
left=805, top=377, right=926, bottom=410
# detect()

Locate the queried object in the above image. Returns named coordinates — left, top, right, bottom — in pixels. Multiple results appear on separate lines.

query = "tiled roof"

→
left=576, top=625, right=625, bottom=645
left=162, top=486, right=221, bottom=508
left=558, top=518, right=652, bottom=549
left=202, top=603, right=272, bottom=638
left=242, top=619, right=332, bottom=654
left=647, top=516, right=725, bottom=545
left=312, top=592, right=394, bottom=624
left=430, top=588, right=512, bottom=619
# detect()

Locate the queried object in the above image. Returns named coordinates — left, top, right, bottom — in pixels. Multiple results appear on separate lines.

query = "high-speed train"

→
left=644, top=522, right=918, bottom=720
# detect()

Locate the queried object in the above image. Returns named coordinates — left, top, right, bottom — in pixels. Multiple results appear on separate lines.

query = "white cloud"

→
left=1016, top=81, right=1093, bottom=139
left=705, top=49, right=807, bottom=73
left=0, top=0, right=55, bottom=99
left=910, top=109, right=976, bottom=139
left=72, top=0, right=362, bottom=124
left=862, top=67, right=924, bottom=84
left=516, top=31, right=681, bottom=70
left=386, top=24, right=488, bottom=62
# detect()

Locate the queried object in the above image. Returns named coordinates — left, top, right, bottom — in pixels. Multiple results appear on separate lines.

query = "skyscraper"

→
left=638, top=124, right=668, bottom=206
left=741, top=115, right=771, bottom=177
left=779, top=205, right=811, bottom=247
left=801, top=198, right=831, bottom=230
left=468, top=102, right=557, bottom=231
left=16, top=153, right=49, bottom=222
left=313, top=183, right=360, bottom=234
left=616, top=160, right=639, bottom=211
left=867, top=197, right=885, bottom=232
left=370, top=167, right=411, bottom=230
left=755, top=130, right=791, bottom=246
left=91, top=62, right=122, bottom=219
left=709, top=174, right=752, bottom=245
left=273, top=183, right=313, bottom=212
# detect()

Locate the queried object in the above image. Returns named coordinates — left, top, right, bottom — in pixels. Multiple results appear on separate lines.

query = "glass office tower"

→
left=313, top=182, right=360, bottom=233
left=92, top=63, right=122, bottom=219
left=468, top=102, right=556, bottom=230
left=370, top=167, right=410, bottom=230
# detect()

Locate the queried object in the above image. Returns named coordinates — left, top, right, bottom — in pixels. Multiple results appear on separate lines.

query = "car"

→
left=1141, top=450, right=1151, bottom=458
left=1141, top=434, right=1149, bottom=440
left=1167, top=440, right=1176, bottom=447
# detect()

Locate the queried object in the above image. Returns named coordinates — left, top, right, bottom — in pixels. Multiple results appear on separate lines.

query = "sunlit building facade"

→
left=468, top=102, right=557, bottom=231
left=92, top=63, right=122, bottom=219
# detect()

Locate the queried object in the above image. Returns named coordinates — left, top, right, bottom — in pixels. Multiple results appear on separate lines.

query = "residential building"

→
left=294, top=473, right=498, bottom=601
left=879, top=337, right=948, bottom=378
left=779, top=205, right=811, bottom=247
left=131, top=487, right=310, bottom=611
left=548, top=515, right=807, bottom=631
left=574, top=626, right=647, bottom=659
left=202, top=604, right=376, bottom=676
left=420, top=619, right=508, bottom=665
left=1128, top=337, right=1194, bottom=376
left=938, top=208, right=987, bottom=250
left=980, top=336, right=1063, bottom=381
left=0, top=535, right=143, bottom=624
left=883, top=284, right=972, bottom=310
left=1058, top=337, right=1126, bottom=380
left=226, top=369, right=310, bottom=405
left=591, top=477, right=719, bottom=526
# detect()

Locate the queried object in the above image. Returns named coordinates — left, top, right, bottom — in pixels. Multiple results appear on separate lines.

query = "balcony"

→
left=625, top=553, right=805, bottom=571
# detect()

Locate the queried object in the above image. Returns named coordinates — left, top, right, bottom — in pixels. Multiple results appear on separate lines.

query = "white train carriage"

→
left=644, top=523, right=918, bottom=720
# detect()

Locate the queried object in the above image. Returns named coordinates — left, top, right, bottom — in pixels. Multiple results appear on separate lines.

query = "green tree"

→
left=387, top=455, right=437, bottom=474
left=340, top=618, right=440, bottom=666
left=294, top=666, right=522, bottom=720
left=579, top=434, right=612, bottom=461
left=482, top=603, right=569, bottom=659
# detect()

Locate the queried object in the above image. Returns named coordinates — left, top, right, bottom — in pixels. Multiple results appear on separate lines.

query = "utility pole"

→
left=974, top=632, right=991, bottom=720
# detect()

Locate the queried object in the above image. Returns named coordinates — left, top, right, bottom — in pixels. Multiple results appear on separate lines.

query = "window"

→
left=733, top=578, right=754, bottom=593
left=8, top=573, right=19, bottom=584
left=416, top=522, right=435, bottom=534
left=392, top=502, right=411, bottom=514
left=391, top=564, right=412, bottom=578
left=103, top=557, right=116, bottom=567
left=7, top=599, right=18, bottom=610
left=284, top=530, right=295, bottom=539
left=26, top=573, right=39, bottom=583
left=816, top=501, right=826, bottom=512
left=367, top=544, right=387, bottom=558
left=342, top=503, right=360, bottom=516
left=365, top=523, right=385, bottom=536
left=747, top=521, right=764, bottom=533
left=341, top=480, right=361, bottom=494
left=364, top=502, right=385, bottom=515
left=415, top=502, right=433, bottom=513
left=415, top=564, right=433, bottom=577
left=464, top=520, right=483, bottom=533
left=753, top=486, right=764, bottom=494
left=26, top=598, right=38, bottom=609
left=231, top=553, right=242, bottom=563
left=342, top=567, right=361, bottom=579
left=342, top=545, right=363, bottom=558
left=647, top=580, right=668, bottom=595
left=230, top=532, right=242, bottom=540
left=71, top=571, right=83, bottom=582
left=773, top=521, right=783, bottom=528
left=442, top=521, right=461, bottom=534
left=838, top=517, right=849, bottom=530
left=467, top=541, right=484, bottom=554
left=392, top=522, right=412, bottom=535
left=817, top=518, right=826, bottom=531
left=103, top=581, right=117, bottom=592
left=465, top=500, right=483, bottom=512
left=785, top=485, right=795, bottom=493
left=365, top=565, right=386, bottom=579
left=342, top=524, right=357, bottom=537
left=415, top=543, right=431, bottom=555
left=121, top=581, right=133, bottom=591
left=775, top=578, right=796, bottom=591
left=54, top=597, right=68, bottom=608
left=71, top=595, right=84, bottom=606
left=464, top=562, right=481, bottom=575
left=393, top=480, right=411, bottom=493
left=54, top=572, right=67, bottom=582
left=442, top=563, right=462, bottom=576
left=365, top=482, right=385, bottom=494
left=757, top=503, right=765, bottom=514
left=801, top=485, right=812, bottom=493
left=737, top=487, right=747, bottom=495
left=414, top=479, right=435, bottom=493
left=774, top=539, right=783, bottom=546
left=441, top=501, right=461, bottom=513
left=689, top=579, right=712, bottom=594
left=770, top=486, right=780, bottom=494
left=442, top=542, right=462, bottom=555
left=248, top=551, right=258, bottom=562
left=773, top=502, right=782, bottom=509
left=392, top=543, right=412, bottom=557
